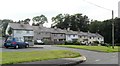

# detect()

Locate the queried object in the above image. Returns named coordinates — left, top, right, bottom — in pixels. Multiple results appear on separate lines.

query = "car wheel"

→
left=25, top=44, right=29, bottom=48
left=5, top=46, right=8, bottom=48
left=15, top=45, right=19, bottom=49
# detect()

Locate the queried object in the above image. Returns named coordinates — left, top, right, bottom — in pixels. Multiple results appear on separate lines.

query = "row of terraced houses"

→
left=5, top=22, right=104, bottom=46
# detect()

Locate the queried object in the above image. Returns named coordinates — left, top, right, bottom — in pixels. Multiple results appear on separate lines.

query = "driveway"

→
left=1, top=45, right=119, bottom=65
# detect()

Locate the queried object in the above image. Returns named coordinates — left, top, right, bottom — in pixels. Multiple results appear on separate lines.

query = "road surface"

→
left=1, top=45, right=119, bottom=65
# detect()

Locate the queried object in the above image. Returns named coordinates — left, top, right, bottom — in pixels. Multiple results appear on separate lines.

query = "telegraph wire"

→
left=82, top=0, right=112, bottom=11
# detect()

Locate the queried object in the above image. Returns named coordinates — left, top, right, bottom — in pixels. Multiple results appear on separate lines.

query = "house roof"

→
left=65, top=30, right=78, bottom=35
left=33, top=26, right=51, bottom=33
left=78, top=32, right=88, bottom=36
left=78, top=31, right=103, bottom=38
left=50, top=28, right=66, bottom=34
left=9, top=23, right=33, bottom=30
left=33, top=26, right=66, bottom=34
left=87, top=33, right=103, bottom=38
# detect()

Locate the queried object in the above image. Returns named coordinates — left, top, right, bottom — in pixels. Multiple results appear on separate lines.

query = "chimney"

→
left=54, top=26, right=57, bottom=30
left=67, top=28, right=70, bottom=31
left=20, top=21, right=24, bottom=27
left=39, top=24, right=43, bottom=28
left=88, top=31, right=90, bottom=33
left=78, top=28, right=80, bottom=32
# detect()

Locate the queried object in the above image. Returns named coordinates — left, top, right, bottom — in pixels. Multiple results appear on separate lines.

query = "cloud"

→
left=0, top=0, right=119, bottom=27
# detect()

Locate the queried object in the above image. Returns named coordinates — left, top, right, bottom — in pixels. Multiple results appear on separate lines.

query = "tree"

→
left=51, top=14, right=68, bottom=29
left=51, top=13, right=89, bottom=31
left=89, top=20, right=102, bottom=33
left=32, top=22, right=39, bottom=26
left=114, top=18, right=120, bottom=43
left=24, top=18, right=30, bottom=24
left=1, top=19, right=13, bottom=36
left=32, top=15, right=48, bottom=25
left=8, top=27, right=12, bottom=35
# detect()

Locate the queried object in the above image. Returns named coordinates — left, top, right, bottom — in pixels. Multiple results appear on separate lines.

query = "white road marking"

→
left=95, top=59, right=100, bottom=62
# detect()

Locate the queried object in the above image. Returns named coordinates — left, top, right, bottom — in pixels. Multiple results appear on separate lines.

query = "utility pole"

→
left=112, top=10, right=114, bottom=49
left=82, top=0, right=115, bottom=49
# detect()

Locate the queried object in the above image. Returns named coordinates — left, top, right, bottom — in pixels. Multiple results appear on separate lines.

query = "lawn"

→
left=0, top=50, right=80, bottom=65
left=58, top=45, right=120, bottom=53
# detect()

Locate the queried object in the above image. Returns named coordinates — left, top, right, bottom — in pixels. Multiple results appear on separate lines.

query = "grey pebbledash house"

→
left=5, top=23, right=34, bottom=46
left=50, top=27, right=66, bottom=44
left=33, top=24, right=51, bottom=41
left=78, top=31, right=104, bottom=45
left=33, top=24, right=66, bottom=44
left=5, top=22, right=104, bottom=45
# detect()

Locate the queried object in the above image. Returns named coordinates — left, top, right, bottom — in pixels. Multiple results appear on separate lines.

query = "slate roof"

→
left=9, top=23, right=33, bottom=30
left=65, top=30, right=78, bottom=35
left=50, top=28, right=66, bottom=34
left=78, top=31, right=103, bottom=38
left=33, top=26, right=51, bottom=33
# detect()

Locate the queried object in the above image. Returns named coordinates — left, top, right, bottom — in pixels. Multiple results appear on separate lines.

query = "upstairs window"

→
left=26, top=31, right=30, bottom=33
left=90, top=37, right=91, bottom=39
left=79, top=36, right=82, bottom=38
left=61, top=34, right=64, bottom=36
left=73, top=35, right=75, bottom=37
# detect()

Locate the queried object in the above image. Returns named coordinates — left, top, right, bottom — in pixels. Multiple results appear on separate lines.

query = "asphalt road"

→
left=1, top=45, right=119, bottom=65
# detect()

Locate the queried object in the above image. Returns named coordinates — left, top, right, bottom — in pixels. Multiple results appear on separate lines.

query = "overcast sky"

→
left=0, top=0, right=119, bottom=27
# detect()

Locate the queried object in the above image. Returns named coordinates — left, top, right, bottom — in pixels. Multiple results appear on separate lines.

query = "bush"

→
left=65, top=41, right=81, bottom=45
left=101, top=43, right=110, bottom=47
left=65, top=41, right=73, bottom=45
left=93, top=41, right=99, bottom=44
left=115, top=43, right=120, bottom=46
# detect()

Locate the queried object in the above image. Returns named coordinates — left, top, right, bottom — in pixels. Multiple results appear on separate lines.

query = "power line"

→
left=82, top=0, right=114, bottom=49
left=82, top=0, right=112, bottom=11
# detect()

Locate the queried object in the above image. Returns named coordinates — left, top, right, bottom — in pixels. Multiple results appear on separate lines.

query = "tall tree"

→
left=89, top=20, right=102, bottom=33
left=51, top=13, right=89, bottom=31
left=24, top=18, right=30, bottom=24
left=1, top=19, right=13, bottom=36
left=32, top=14, right=48, bottom=25
left=114, top=18, right=120, bottom=43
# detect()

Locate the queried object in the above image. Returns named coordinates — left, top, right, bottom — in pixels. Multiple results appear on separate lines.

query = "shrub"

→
left=93, top=41, right=99, bottom=44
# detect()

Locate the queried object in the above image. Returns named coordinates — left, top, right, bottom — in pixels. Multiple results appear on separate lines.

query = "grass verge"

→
left=0, top=50, right=80, bottom=65
left=58, top=45, right=120, bottom=53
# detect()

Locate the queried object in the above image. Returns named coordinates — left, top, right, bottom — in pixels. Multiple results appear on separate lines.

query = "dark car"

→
left=4, top=37, right=29, bottom=49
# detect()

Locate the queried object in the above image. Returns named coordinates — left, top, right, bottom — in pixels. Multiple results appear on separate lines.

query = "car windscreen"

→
left=7, top=37, right=13, bottom=41
left=15, top=37, right=24, bottom=42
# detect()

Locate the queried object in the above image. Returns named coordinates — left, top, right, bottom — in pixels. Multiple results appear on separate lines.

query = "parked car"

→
left=4, top=37, right=29, bottom=49
left=34, top=40, right=44, bottom=45
left=81, top=41, right=87, bottom=45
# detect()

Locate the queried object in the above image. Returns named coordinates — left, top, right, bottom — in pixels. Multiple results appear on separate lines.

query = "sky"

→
left=0, top=0, right=119, bottom=27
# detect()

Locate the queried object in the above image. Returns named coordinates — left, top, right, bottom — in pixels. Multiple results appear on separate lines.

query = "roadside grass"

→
left=0, top=34, right=2, bottom=37
left=0, top=50, right=80, bottom=65
left=58, top=45, right=120, bottom=53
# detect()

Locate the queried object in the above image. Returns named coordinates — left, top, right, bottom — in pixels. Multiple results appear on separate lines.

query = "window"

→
left=16, top=30, right=22, bottom=33
left=83, top=36, right=85, bottom=38
left=73, top=35, right=75, bottom=37
left=68, top=35, right=71, bottom=37
left=61, top=34, right=63, bottom=36
left=59, top=39, right=64, bottom=41
left=79, top=36, right=82, bottom=38
left=90, top=37, right=91, bottom=39
left=54, top=39, right=57, bottom=41
left=54, top=34, right=56, bottom=36
left=26, top=31, right=30, bottom=33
